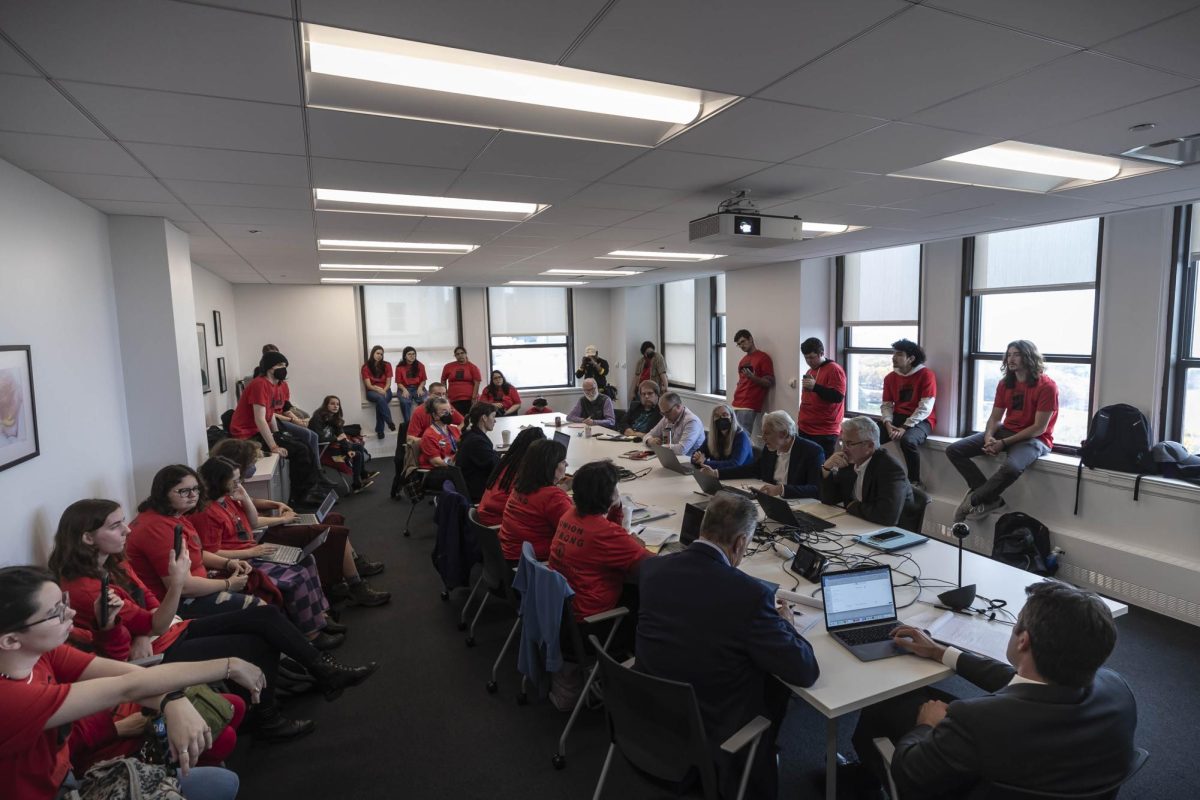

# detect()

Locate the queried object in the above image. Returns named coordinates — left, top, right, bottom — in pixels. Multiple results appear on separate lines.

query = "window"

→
left=711, top=274, right=726, bottom=395
left=965, top=218, right=1102, bottom=451
left=837, top=245, right=922, bottom=415
left=361, top=285, right=460, bottom=383
left=662, top=279, right=696, bottom=388
left=487, top=286, right=572, bottom=388
left=1169, top=203, right=1200, bottom=451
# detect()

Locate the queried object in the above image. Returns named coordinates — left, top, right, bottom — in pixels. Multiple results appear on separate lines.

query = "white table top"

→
left=486, top=414, right=1128, bottom=718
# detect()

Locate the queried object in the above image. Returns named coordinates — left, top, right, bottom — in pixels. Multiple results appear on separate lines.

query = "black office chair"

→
left=459, top=509, right=500, bottom=633
left=472, top=525, right=523, bottom=692
left=903, top=485, right=932, bottom=534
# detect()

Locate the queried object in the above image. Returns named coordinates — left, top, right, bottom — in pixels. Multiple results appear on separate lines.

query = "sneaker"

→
left=967, top=497, right=1007, bottom=519
left=350, top=479, right=375, bottom=494
left=328, top=581, right=351, bottom=604
left=348, top=579, right=391, bottom=607
left=364, top=470, right=381, bottom=480
left=377, top=431, right=385, bottom=440
left=353, top=553, right=385, bottom=577
left=386, top=420, right=397, bottom=432
left=953, top=491, right=974, bottom=523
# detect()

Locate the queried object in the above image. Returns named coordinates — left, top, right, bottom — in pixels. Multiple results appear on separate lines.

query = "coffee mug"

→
left=501, top=429, right=511, bottom=446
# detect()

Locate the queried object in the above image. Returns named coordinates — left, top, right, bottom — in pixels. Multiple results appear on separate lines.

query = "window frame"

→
left=710, top=275, right=726, bottom=395
left=1165, top=204, right=1198, bottom=446
left=485, top=287, right=575, bottom=390
left=660, top=279, right=697, bottom=390
left=358, top=285, right=463, bottom=381
left=961, top=219, right=1105, bottom=455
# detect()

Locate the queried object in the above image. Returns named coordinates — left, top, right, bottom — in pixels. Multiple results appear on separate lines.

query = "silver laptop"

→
left=820, top=566, right=903, bottom=662
left=256, top=528, right=330, bottom=567
left=294, top=490, right=337, bottom=526
left=650, top=443, right=694, bottom=475
left=553, top=430, right=571, bottom=452
left=692, top=469, right=754, bottom=498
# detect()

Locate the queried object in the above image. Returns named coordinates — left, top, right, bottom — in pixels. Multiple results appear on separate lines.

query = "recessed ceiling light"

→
left=596, top=250, right=724, bottom=262
left=317, top=239, right=476, bottom=253
left=314, top=188, right=546, bottom=221
left=319, top=264, right=442, bottom=272
left=506, top=280, right=589, bottom=286
left=542, top=268, right=643, bottom=277
left=320, top=277, right=421, bottom=284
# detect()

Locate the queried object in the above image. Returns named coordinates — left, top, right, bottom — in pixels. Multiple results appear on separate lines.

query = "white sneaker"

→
left=967, top=497, right=1007, bottom=520
left=953, top=491, right=974, bottom=523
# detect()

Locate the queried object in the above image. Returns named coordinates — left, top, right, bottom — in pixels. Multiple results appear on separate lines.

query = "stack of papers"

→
left=635, top=526, right=678, bottom=548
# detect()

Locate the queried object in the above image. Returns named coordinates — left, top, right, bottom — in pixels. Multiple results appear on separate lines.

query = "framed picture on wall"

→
left=213, top=309, right=223, bottom=346
left=0, top=345, right=41, bottom=473
left=197, top=323, right=211, bottom=394
left=217, top=356, right=228, bottom=393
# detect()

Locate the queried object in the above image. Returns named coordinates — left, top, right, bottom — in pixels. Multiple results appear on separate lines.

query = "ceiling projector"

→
left=688, top=190, right=813, bottom=248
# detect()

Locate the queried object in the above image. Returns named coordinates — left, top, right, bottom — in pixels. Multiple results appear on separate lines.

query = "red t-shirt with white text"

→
left=549, top=508, right=650, bottom=621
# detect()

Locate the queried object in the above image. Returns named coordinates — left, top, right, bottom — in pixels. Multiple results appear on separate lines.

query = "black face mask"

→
left=715, top=418, right=732, bottom=433
left=439, top=412, right=453, bottom=424
left=644, top=351, right=655, bottom=359
left=273, top=367, right=287, bottom=380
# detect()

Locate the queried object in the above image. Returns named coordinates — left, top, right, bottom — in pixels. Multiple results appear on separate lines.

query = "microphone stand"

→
left=938, top=522, right=977, bottom=610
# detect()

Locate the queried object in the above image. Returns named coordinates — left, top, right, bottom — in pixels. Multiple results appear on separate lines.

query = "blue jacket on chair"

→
left=513, top=541, right=574, bottom=697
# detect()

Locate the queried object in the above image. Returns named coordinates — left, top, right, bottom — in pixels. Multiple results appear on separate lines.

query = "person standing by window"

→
left=361, top=345, right=395, bottom=440
left=631, top=341, right=668, bottom=399
left=575, top=345, right=612, bottom=398
left=797, top=338, right=846, bottom=459
left=441, top=347, right=482, bottom=418
left=731, top=329, right=774, bottom=444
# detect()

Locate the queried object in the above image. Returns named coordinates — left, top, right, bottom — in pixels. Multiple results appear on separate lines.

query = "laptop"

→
left=692, top=469, right=755, bottom=499
left=553, top=430, right=571, bottom=452
left=294, top=489, right=337, bottom=526
left=820, top=566, right=904, bottom=662
left=256, top=528, right=330, bottom=567
left=753, top=491, right=834, bottom=532
left=649, top=443, right=694, bottom=475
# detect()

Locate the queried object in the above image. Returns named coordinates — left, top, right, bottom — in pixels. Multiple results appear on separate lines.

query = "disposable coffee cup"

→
left=622, top=503, right=634, bottom=531
left=501, top=429, right=511, bottom=446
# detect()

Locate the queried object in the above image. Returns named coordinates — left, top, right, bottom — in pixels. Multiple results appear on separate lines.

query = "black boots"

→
left=310, top=652, right=380, bottom=701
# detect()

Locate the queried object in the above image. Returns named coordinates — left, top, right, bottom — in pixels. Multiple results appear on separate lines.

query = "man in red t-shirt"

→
left=731, top=329, right=775, bottom=443
left=440, top=347, right=482, bottom=417
left=948, top=340, right=1059, bottom=521
left=796, top=338, right=845, bottom=459
left=879, top=339, right=937, bottom=488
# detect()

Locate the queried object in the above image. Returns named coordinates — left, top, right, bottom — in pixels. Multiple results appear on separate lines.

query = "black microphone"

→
left=938, top=522, right=977, bottom=611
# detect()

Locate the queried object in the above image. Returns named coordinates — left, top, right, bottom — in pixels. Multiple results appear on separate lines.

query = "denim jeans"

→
left=877, top=415, right=932, bottom=483
left=365, top=388, right=395, bottom=434
left=397, top=388, right=426, bottom=424
left=178, top=764, right=240, bottom=800
left=278, top=418, right=319, bottom=466
left=946, top=428, right=1050, bottom=504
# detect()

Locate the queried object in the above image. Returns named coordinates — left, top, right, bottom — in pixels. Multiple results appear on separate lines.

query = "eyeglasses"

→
left=842, top=439, right=869, bottom=449
left=21, top=592, right=71, bottom=629
left=173, top=486, right=201, bottom=497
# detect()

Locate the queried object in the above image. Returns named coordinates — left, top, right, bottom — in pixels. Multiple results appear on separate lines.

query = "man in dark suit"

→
left=851, top=580, right=1137, bottom=799
left=705, top=410, right=824, bottom=498
left=820, top=415, right=922, bottom=529
left=637, top=493, right=819, bottom=799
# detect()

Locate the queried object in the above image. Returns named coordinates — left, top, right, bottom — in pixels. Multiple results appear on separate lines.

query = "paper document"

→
left=789, top=607, right=821, bottom=635
left=635, top=526, right=678, bottom=548
left=905, top=607, right=1013, bottom=664
left=797, top=503, right=848, bottom=521
left=632, top=506, right=674, bottom=524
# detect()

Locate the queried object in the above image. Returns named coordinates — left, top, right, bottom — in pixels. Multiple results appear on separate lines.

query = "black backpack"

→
left=1074, top=403, right=1153, bottom=514
left=991, top=512, right=1057, bottom=576
left=1148, top=441, right=1200, bottom=484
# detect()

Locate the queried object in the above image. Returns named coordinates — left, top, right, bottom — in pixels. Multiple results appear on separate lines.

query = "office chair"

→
left=458, top=509, right=497, bottom=633
left=472, top=524, right=522, bottom=686
left=590, top=635, right=770, bottom=800
left=432, top=481, right=473, bottom=602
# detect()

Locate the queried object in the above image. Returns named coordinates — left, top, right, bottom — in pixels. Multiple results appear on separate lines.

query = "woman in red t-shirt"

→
left=440, top=346, right=482, bottom=417
left=361, top=345, right=396, bottom=439
left=0, top=565, right=264, bottom=799
left=395, top=346, right=428, bottom=423
left=418, top=397, right=471, bottom=497
left=498, top=438, right=571, bottom=561
left=476, top=427, right=546, bottom=526
left=479, top=370, right=522, bottom=415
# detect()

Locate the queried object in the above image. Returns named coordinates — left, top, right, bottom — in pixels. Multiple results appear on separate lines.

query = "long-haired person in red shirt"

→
left=879, top=338, right=937, bottom=488
left=476, top=427, right=546, bottom=526
left=395, top=346, right=428, bottom=423
left=480, top=369, right=522, bottom=416
left=440, top=346, right=482, bottom=417
left=499, top=438, right=570, bottom=562
left=0, top=565, right=261, bottom=800
left=361, top=344, right=395, bottom=439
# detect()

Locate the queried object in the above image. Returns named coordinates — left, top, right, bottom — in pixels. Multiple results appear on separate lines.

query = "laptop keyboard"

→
left=835, top=622, right=899, bottom=646
left=295, top=514, right=318, bottom=525
left=260, top=545, right=301, bottom=564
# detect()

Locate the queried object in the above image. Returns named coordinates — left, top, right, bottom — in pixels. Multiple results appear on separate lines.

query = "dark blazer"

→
left=636, top=543, right=819, bottom=746
left=892, top=652, right=1138, bottom=799
left=820, top=448, right=920, bottom=528
left=720, top=436, right=823, bottom=498
left=456, top=428, right=499, bottom=503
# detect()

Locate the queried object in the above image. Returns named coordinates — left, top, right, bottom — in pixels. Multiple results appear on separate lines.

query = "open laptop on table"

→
left=553, top=430, right=571, bottom=452
left=820, top=565, right=904, bottom=662
left=255, top=527, right=330, bottom=567
left=692, top=469, right=755, bottom=499
left=753, top=490, right=834, bottom=532
left=649, top=443, right=694, bottom=475
left=294, top=489, right=337, bottom=526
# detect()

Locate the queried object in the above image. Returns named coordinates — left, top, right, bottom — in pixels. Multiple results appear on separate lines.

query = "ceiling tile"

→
left=563, top=183, right=685, bottom=211
left=564, top=0, right=908, bottom=95
left=301, top=0, right=610, bottom=63
left=662, top=99, right=883, bottom=162
left=62, top=82, right=306, bottom=153
left=803, top=176, right=962, bottom=207
left=734, top=164, right=873, bottom=204
left=603, top=150, right=770, bottom=192
left=1023, top=86, right=1200, bottom=157
left=315, top=210, right=422, bottom=238
left=163, top=179, right=312, bottom=209
left=32, top=171, right=174, bottom=202
left=0, top=0, right=300, bottom=103
left=759, top=6, right=1073, bottom=119
left=193, top=206, right=314, bottom=226
left=82, top=198, right=199, bottom=221
left=446, top=171, right=586, bottom=204
left=881, top=185, right=1008, bottom=215
left=164, top=1, right=294, bottom=19
left=310, top=157, right=460, bottom=196
left=1094, top=7, right=1200, bottom=80
left=0, top=36, right=36, bottom=75
left=0, top=131, right=146, bottom=175
left=467, top=132, right=643, bottom=181
left=306, top=108, right=493, bottom=169
left=503, top=221, right=604, bottom=241
left=925, top=0, right=1198, bottom=48
left=0, top=75, right=104, bottom=138
left=409, top=216, right=518, bottom=241
left=907, top=52, right=1197, bottom=139
left=791, top=122, right=999, bottom=174
left=528, top=205, right=643, bottom=227
left=129, top=143, right=310, bottom=186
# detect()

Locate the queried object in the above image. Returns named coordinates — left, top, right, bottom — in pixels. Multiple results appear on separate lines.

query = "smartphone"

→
left=98, top=572, right=110, bottom=628
left=870, top=530, right=905, bottom=542
left=173, top=523, right=184, bottom=557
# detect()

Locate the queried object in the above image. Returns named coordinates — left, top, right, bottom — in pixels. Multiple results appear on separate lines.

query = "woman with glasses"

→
left=700, top=410, right=823, bottom=498
left=498, top=438, right=571, bottom=562
left=395, top=346, right=428, bottom=423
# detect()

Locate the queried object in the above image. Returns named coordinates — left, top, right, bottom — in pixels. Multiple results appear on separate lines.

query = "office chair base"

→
left=516, top=692, right=528, bottom=706
left=457, top=621, right=467, bottom=631
left=552, top=754, right=565, bottom=770
left=465, top=636, right=475, bottom=647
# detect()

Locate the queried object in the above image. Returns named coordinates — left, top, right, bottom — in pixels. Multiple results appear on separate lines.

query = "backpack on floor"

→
left=992, top=511, right=1057, bottom=576
left=1074, top=403, right=1153, bottom=514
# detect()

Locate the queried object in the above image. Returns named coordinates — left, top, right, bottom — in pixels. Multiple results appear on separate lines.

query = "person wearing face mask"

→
left=406, top=383, right=464, bottom=444
left=418, top=397, right=471, bottom=496
left=703, top=410, right=823, bottom=498
left=440, top=347, right=482, bottom=418
left=565, top=378, right=616, bottom=428
left=690, top=404, right=753, bottom=471
left=631, top=341, right=668, bottom=400
left=636, top=493, right=819, bottom=800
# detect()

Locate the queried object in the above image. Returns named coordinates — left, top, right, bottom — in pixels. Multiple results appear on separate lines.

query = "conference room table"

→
left=482, top=414, right=1128, bottom=799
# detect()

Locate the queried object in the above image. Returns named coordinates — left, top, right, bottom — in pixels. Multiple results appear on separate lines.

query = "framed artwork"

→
left=197, top=323, right=211, bottom=394
left=0, top=345, right=40, bottom=473
left=213, top=309, right=223, bottom=346
left=217, top=356, right=228, bottom=394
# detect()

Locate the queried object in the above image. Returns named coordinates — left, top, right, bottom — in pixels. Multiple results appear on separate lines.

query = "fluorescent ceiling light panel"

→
left=315, top=188, right=545, bottom=221
left=507, top=280, right=588, bottom=286
left=542, top=268, right=643, bottom=277
left=318, top=239, right=476, bottom=253
left=303, top=24, right=740, bottom=147
left=321, top=277, right=420, bottom=284
left=320, top=264, right=441, bottom=272
left=597, top=250, right=724, bottom=262
left=800, top=222, right=850, bottom=234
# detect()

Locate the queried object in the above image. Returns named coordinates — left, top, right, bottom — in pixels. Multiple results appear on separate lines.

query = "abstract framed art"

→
left=0, top=345, right=40, bottom=473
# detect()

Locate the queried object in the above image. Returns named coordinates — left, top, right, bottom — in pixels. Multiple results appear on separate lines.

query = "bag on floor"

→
left=1074, top=403, right=1153, bottom=514
left=991, top=511, right=1057, bottom=576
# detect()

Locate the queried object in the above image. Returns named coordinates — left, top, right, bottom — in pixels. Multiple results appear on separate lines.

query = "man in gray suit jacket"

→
left=820, top=415, right=922, bottom=529
left=850, top=581, right=1137, bottom=799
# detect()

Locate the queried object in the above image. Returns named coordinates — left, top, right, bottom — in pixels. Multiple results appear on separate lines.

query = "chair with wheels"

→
left=432, top=481, right=474, bottom=603
left=471, top=525, right=522, bottom=690
left=590, top=635, right=770, bottom=800
left=551, top=602, right=628, bottom=770
left=400, top=439, right=432, bottom=537
left=458, top=509, right=497, bottom=632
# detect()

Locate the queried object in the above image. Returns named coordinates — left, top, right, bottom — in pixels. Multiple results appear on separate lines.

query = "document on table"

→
left=635, top=526, right=678, bottom=548
left=793, top=502, right=847, bottom=521
left=789, top=606, right=821, bottom=635
left=904, top=607, right=1013, bottom=664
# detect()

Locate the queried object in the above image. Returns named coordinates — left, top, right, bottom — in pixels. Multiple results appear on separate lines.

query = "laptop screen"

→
left=553, top=430, right=571, bottom=452
left=316, top=490, right=337, bottom=522
left=821, top=567, right=897, bottom=629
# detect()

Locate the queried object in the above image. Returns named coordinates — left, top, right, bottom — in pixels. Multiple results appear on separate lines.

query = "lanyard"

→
left=434, top=424, right=458, bottom=453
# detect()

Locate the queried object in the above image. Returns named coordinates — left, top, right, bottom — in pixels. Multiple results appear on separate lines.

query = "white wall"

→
left=920, top=239, right=965, bottom=437
left=192, top=264, right=241, bottom=427
left=0, top=159, right=135, bottom=567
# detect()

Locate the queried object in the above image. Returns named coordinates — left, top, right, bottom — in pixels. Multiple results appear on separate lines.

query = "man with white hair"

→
left=565, top=378, right=616, bottom=428
left=703, top=410, right=823, bottom=498
left=820, top=415, right=921, bottom=528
